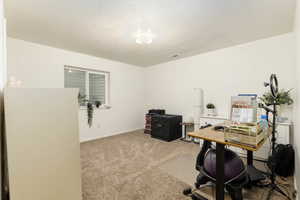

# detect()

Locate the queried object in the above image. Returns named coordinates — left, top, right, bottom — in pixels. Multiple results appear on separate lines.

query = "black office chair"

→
left=194, top=140, right=248, bottom=200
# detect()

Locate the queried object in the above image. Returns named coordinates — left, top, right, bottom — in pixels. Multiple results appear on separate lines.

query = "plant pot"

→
left=207, top=108, right=216, bottom=116
left=277, top=104, right=292, bottom=121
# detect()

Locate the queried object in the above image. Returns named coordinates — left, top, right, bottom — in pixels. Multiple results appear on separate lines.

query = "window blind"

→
left=89, top=73, right=106, bottom=104
left=64, top=69, right=86, bottom=96
left=64, top=67, right=108, bottom=106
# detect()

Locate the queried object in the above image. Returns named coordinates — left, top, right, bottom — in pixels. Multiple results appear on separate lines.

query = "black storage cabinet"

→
left=151, top=114, right=182, bottom=142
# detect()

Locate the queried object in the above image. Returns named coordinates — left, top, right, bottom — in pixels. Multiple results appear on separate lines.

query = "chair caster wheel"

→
left=195, top=182, right=201, bottom=189
left=183, top=187, right=192, bottom=196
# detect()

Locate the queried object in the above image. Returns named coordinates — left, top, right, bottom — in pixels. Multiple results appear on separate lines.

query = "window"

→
left=64, top=66, right=109, bottom=106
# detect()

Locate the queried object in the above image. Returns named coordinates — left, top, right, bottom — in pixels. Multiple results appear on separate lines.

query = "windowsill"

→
left=79, top=105, right=111, bottom=110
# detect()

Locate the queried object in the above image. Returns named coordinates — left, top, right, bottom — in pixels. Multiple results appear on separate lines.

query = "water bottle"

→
left=259, top=115, right=268, bottom=132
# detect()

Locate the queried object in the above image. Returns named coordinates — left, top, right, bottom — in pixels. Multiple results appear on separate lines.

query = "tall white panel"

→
left=0, top=0, right=7, bottom=198
left=193, top=88, right=204, bottom=131
left=4, top=88, right=82, bottom=200
left=193, top=88, right=204, bottom=107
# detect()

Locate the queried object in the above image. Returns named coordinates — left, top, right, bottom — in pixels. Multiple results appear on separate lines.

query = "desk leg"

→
left=216, top=143, right=225, bottom=200
left=247, top=150, right=253, bottom=166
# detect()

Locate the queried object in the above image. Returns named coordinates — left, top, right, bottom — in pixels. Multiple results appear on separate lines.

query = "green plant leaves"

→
left=259, top=89, right=293, bottom=106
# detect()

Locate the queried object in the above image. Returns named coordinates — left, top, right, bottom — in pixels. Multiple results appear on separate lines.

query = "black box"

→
left=151, top=114, right=182, bottom=142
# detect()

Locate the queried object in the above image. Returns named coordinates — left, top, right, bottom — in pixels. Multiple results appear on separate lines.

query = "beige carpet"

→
left=81, top=130, right=295, bottom=200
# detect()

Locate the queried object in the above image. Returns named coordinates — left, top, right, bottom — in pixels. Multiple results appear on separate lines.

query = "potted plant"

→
left=206, top=103, right=216, bottom=116
left=259, top=89, right=293, bottom=119
left=87, top=102, right=94, bottom=127
left=77, top=93, right=97, bottom=127
left=95, top=101, right=102, bottom=108
left=259, top=89, right=293, bottom=106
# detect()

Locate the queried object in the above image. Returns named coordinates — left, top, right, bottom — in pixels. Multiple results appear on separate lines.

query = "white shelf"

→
left=277, top=121, right=293, bottom=126
left=199, top=115, right=229, bottom=120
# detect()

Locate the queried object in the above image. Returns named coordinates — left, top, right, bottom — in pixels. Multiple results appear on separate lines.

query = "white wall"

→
left=145, top=33, right=296, bottom=121
left=7, top=38, right=145, bottom=142
left=294, top=0, right=300, bottom=195
left=7, top=33, right=297, bottom=143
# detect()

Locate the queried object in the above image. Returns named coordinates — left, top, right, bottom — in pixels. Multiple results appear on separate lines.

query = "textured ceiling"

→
left=5, top=0, right=296, bottom=67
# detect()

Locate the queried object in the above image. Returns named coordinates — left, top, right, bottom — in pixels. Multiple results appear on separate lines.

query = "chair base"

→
left=247, top=165, right=266, bottom=183
left=194, top=173, right=245, bottom=200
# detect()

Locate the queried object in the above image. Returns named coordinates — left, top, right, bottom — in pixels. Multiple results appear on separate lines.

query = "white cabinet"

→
left=198, top=116, right=292, bottom=160
left=4, top=88, right=82, bottom=200
left=198, top=115, right=228, bottom=127
left=254, top=123, right=291, bottom=160
left=197, top=115, right=227, bottom=146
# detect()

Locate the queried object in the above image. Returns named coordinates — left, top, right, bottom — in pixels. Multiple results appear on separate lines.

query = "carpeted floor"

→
left=80, top=130, right=295, bottom=200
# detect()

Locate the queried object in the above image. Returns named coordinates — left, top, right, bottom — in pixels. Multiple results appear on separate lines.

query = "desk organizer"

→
left=224, top=122, right=267, bottom=147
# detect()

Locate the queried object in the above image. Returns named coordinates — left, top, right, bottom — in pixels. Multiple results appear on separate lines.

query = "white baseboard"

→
left=80, top=128, right=144, bottom=143
left=295, top=177, right=298, bottom=200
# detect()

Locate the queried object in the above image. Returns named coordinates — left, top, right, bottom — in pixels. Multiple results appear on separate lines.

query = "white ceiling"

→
left=5, top=0, right=296, bottom=67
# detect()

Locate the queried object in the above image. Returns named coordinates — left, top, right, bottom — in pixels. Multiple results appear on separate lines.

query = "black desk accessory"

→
left=214, top=125, right=225, bottom=131
left=200, top=124, right=212, bottom=129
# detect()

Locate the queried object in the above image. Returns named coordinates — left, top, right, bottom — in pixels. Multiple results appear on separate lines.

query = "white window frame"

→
left=64, top=65, right=110, bottom=107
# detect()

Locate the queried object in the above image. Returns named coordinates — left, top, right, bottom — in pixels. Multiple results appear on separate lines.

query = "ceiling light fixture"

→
left=134, top=28, right=155, bottom=44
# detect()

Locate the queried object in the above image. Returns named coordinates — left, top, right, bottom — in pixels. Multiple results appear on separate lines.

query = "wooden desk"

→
left=188, top=126, right=269, bottom=200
